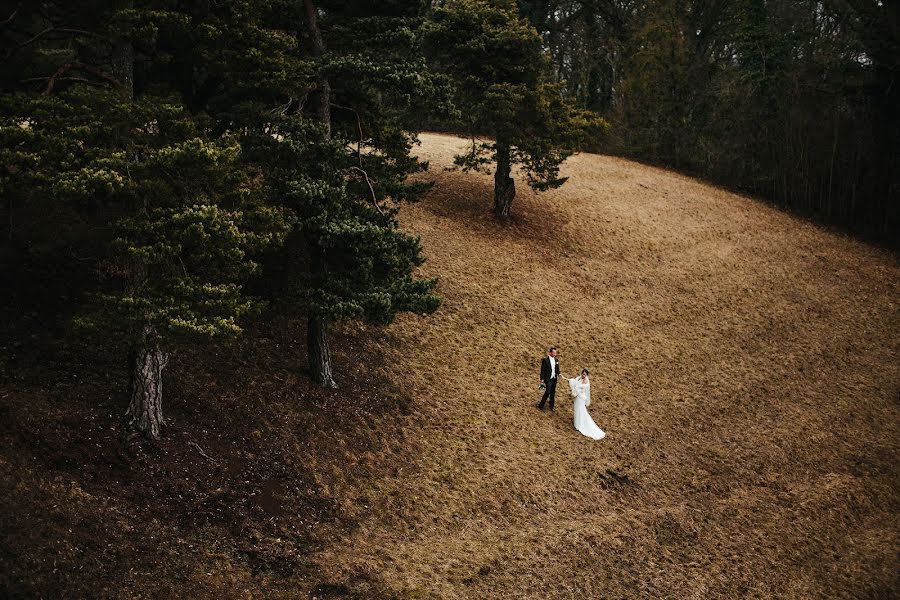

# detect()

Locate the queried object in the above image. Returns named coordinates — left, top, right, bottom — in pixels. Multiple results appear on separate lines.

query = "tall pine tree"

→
left=425, top=0, right=604, bottom=217
left=1, top=2, right=291, bottom=438
left=265, top=0, right=444, bottom=386
left=132, top=0, right=447, bottom=388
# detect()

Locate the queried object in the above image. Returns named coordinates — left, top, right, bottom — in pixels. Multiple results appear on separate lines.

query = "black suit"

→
left=539, top=355, right=561, bottom=410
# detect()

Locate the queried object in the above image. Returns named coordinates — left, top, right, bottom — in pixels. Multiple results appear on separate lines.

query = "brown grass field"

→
left=1, top=132, right=898, bottom=599
left=312, top=133, right=900, bottom=599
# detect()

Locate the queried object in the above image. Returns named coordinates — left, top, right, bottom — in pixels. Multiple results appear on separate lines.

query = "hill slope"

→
left=1, top=133, right=897, bottom=599
left=312, top=133, right=900, bottom=598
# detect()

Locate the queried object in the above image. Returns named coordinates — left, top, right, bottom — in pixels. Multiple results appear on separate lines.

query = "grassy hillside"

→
left=2, top=133, right=898, bottom=599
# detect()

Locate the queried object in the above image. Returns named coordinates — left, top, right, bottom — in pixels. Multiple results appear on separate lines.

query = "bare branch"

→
left=19, top=26, right=60, bottom=47
left=0, top=8, right=18, bottom=27
left=187, top=441, right=216, bottom=463
left=22, top=75, right=107, bottom=88
left=16, top=26, right=109, bottom=49
left=57, top=28, right=112, bottom=40
left=177, top=254, right=188, bottom=277
left=349, top=166, right=384, bottom=216
left=296, top=91, right=309, bottom=112
left=270, top=97, right=294, bottom=116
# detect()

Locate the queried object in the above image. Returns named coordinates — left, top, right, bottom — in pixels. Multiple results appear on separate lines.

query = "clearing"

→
left=313, top=133, right=900, bottom=599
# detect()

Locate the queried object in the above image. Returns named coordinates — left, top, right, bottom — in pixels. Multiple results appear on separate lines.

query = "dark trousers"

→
left=539, top=376, right=558, bottom=410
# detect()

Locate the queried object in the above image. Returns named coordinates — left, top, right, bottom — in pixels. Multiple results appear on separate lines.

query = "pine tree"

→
left=106, top=0, right=443, bottom=388
left=257, top=0, right=444, bottom=387
left=1, top=2, right=291, bottom=439
left=425, top=0, right=604, bottom=217
left=3, top=0, right=445, bottom=416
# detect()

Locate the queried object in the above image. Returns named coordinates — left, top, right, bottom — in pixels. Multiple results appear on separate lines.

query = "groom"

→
left=538, top=346, right=560, bottom=411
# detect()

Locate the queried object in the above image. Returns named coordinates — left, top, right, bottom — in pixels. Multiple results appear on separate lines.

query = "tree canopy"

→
left=1, top=0, right=446, bottom=435
left=520, top=0, right=899, bottom=241
left=425, top=0, right=605, bottom=217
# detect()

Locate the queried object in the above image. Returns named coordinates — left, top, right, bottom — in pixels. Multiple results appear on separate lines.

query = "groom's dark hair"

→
left=548, top=346, right=556, bottom=352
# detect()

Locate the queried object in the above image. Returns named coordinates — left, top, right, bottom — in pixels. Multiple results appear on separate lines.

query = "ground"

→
left=1, top=133, right=898, bottom=598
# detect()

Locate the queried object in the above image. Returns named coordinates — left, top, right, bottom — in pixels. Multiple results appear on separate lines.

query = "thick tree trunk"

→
left=302, top=0, right=337, bottom=387
left=126, top=328, right=169, bottom=439
left=493, top=138, right=516, bottom=217
left=110, top=0, right=134, bottom=97
left=315, top=78, right=331, bottom=137
left=303, top=0, right=331, bottom=138
left=306, top=240, right=336, bottom=387
left=307, top=314, right=336, bottom=388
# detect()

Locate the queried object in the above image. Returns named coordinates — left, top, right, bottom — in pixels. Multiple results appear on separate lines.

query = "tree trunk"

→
left=307, top=313, right=336, bottom=388
left=306, top=240, right=336, bottom=387
left=493, top=138, right=516, bottom=217
left=126, top=328, right=169, bottom=439
left=110, top=0, right=134, bottom=97
left=303, top=0, right=330, bottom=138
left=115, top=0, right=158, bottom=437
left=302, top=0, right=337, bottom=387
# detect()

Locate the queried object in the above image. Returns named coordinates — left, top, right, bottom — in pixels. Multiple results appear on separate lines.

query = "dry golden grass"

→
left=312, top=133, right=900, bottom=599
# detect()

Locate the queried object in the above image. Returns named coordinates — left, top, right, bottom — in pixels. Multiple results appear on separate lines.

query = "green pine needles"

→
left=2, top=0, right=450, bottom=436
left=425, top=0, right=606, bottom=217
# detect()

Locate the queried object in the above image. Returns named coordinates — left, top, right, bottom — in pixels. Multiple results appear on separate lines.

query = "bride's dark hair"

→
left=581, top=368, right=589, bottom=376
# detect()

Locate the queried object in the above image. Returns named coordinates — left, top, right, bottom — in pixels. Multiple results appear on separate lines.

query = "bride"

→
left=568, top=369, right=606, bottom=440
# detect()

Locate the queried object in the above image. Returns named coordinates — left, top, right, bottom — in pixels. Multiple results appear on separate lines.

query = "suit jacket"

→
left=540, top=356, right=561, bottom=383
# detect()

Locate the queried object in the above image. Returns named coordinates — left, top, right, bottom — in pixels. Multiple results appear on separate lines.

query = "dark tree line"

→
left=1, top=0, right=450, bottom=437
left=1, top=0, right=592, bottom=440
left=520, top=0, right=899, bottom=243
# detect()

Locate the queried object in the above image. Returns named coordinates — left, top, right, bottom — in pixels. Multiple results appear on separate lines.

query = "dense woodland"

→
left=0, top=0, right=598, bottom=440
left=1, top=0, right=897, bottom=436
left=1, top=1, right=898, bottom=597
left=519, top=0, right=899, bottom=240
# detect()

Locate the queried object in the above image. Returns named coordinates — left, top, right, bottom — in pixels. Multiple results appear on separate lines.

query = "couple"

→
left=538, top=347, right=606, bottom=440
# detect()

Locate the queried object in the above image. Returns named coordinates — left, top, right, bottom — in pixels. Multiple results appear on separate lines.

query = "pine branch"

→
left=349, top=166, right=384, bottom=216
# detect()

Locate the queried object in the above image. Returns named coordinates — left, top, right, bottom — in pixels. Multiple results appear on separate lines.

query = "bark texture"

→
left=307, top=313, right=336, bottom=388
left=126, top=329, right=169, bottom=439
left=110, top=0, right=134, bottom=97
left=493, top=138, right=516, bottom=217
left=302, top=0, right=337, bottom=387
left=303, top=0, right=331, bottom=138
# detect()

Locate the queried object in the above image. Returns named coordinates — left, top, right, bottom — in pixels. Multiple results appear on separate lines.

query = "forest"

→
left=1, top=1, right=898, bottom=598
left=523, top=0, right=898, bottom=240
left=2, top=0, right=895, bottom=431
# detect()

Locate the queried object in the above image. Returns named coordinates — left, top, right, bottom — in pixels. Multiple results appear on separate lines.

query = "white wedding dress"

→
left=568, top=377, right=606, bottom=440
